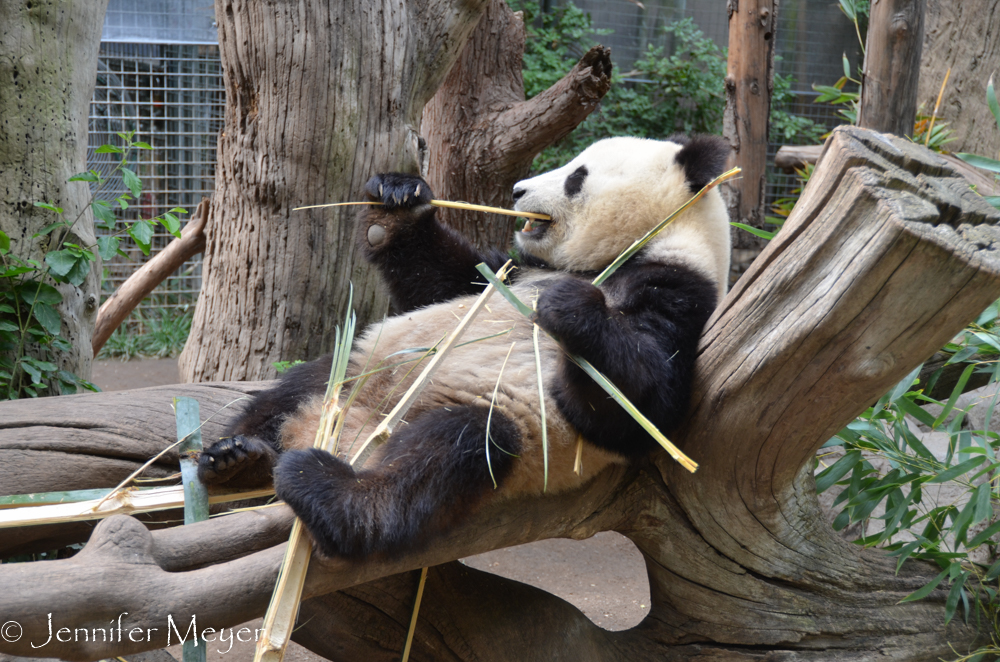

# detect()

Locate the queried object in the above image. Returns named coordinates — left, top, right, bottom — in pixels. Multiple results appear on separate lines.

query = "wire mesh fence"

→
left=89, top=42, right=224, bottom=314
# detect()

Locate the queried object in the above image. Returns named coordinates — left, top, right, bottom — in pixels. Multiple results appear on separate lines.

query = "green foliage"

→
left=956, top=76, right=1000, bottom=210
left=818, top=303, right=1000, bottom=626
left=273, top=360, right=306, bottom=374
left=0, top=131, right=187, bottom=399
left=512, top=1, right=823, bottom=173
left=97, top=308, right=193, bottom=361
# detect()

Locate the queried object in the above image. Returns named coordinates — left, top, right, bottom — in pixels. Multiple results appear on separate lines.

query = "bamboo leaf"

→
left=730, top=222, right=775, bottom=240
left=899, top=567, right=950, bottom=603
left=988, top=74, right=1000, bottom=135
left=926, top=456, right=986, bottom=484
left=815, top=450, right=861, bottom=493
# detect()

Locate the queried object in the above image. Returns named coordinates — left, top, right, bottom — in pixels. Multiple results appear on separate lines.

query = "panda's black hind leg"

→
left=198, top=435, right=278, bottom=489
left=274, top=404, right=522, bottom=559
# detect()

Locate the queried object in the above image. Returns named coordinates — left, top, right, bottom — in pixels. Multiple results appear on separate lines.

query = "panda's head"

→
left=512, top=136, right=732, bottom=298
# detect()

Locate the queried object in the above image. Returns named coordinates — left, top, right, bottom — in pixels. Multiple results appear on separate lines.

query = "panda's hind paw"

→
left=364, top=173, right=433, bottom=211
left=197, top=434, right=276, bottom=487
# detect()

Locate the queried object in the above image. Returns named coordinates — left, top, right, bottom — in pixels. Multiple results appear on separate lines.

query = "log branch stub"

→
left=422, top=0, right=611, bottom=250
left=858, top=0, right=927, bottom=135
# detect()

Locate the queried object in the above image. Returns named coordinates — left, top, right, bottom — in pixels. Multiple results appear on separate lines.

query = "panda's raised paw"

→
left=535, top=276, right=609, bottom=353
left=364, top=173, right=434, bottom=211
left=197, top=434, right=276, bottom=486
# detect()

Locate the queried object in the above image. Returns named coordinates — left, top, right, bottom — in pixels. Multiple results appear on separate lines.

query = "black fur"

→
left=670, top=134, right=731, bottom=192
left=564, top=165, right=588, bottom=197
left=274, top=404, right=521, bottom=558
left=534, top=259, right=717, bottom=458
left=198, top=356, right=334, bottom=488
left=359, top=173, right=513, bottom=313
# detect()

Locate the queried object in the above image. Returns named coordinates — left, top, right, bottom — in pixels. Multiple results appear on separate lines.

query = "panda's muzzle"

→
left=519, top=215, right=551, bottom=239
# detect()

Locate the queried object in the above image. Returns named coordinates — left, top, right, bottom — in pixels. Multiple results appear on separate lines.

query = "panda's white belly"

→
left=279, top=273, right=625, bottom=496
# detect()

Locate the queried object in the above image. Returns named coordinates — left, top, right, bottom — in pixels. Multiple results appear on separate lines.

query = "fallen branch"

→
left=92, top=197, right=210, bottom=355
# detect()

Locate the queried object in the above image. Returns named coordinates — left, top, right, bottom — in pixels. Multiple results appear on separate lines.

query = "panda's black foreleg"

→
left=273, top=404, right=522, bottom=559
left=534, top=265, right=716, bottom=458
left=358, top=173, right=510, bottom=313
left=198, top=355, right=335, bottom=489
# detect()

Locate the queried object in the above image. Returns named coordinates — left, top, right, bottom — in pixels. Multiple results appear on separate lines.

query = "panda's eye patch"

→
left=564, top=165, right=588, bottom=197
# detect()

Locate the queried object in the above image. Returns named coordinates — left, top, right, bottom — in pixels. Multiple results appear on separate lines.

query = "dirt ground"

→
left=91, top=358, right=651, bottom=660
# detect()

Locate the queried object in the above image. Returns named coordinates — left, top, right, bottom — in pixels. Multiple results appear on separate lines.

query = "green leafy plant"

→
left=817, top=301, right=1000, bottom=626
left=97, top=308, right=193, bottom=361
left=956, top=75, right=1000, bottom=210
left=0, top=131, right=187, bottom=399
left=512, top=2, right=823, bottom=173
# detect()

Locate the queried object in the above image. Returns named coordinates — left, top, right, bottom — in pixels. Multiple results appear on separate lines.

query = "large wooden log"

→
left=1, top=127, right=999, bottom=661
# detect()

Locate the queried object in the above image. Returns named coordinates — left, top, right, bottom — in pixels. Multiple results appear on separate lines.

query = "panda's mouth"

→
left=519, top=217, right=552, bottom=239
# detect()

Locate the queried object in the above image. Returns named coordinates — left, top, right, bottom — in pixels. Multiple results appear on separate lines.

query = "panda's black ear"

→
left=673, top=135, right=732, bottom=193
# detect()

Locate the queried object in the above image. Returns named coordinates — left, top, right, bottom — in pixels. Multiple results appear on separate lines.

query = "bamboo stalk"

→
left=254, top=292, right=357, bottom=662
left=400, top=567, right=428, bottom=662
left=293, top=200, right=551, bottom=221
left=176, top=397, right=208, bottom=662
left=925, top=67, right=951, bottom=147
left=0, top=486, right=274, bottom=528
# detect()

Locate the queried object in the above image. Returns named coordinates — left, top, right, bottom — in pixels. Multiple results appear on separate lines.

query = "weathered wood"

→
left=422, top=0, right=611, bottom=251
left=0, top=0, right=110, bottom=392
left=92, top=199, right=209, bottom=355
left=773, top=143, right=823, bottom=171
left=1, top=128, right=999, bottom=661
left=722, top=0, right=778, bottom=283
left=775, top=143, right=998, bottom=197
left=859, top=0, right=927, bottom=135
left=178, top=0, right=489, bottom=382
left=918, top=0, right=1000, bottom=158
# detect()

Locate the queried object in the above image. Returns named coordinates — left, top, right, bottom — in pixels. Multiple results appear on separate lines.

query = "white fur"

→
left=512, top=137, right=731, bottom=301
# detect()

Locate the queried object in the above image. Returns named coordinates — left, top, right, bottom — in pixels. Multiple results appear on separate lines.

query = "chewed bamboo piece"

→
left=293, top=200, right=551, bottom=221
left=254, top=292, right=357, bottom=662
left=0, top=485, right=274, bottom=528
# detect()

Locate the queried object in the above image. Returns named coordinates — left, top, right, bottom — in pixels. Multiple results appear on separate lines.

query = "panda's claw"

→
left=198, top=434, right=275, bottom=485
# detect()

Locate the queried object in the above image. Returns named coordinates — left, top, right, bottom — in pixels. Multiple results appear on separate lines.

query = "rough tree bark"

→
left=0, top=0, right=109, bottom=391
left=421, top=0, right=612, bottom=250
left=917, top=0, right=1000, bottom=158
left=178, top=0, right=488, bottom=383
left=722, top=0, right=777, bottom=285
left=858, top=0, right=926, bottom=135
left=2, top=127, right=1000, bottom=661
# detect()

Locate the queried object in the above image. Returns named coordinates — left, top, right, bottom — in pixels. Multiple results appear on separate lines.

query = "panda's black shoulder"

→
left=668, top=134, right=731, bottom=193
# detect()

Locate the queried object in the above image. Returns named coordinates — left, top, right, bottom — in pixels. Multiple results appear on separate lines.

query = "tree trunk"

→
left=858, top=0, right=926, bottom=135
left=0, top=0, right=108, bottom=394
left=722, top=0, right=778, bottom=286
left=917, top=0, right=1000, bottom=158
left=178, top=0, right=488, bottom=383
left=421, top=0, right=612, bottom=251
left=2, top=127, right=999, bottom=661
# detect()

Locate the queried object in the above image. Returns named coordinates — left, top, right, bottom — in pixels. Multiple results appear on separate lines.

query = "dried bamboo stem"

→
left=293, top=200, right=551, bottom=221
left=0, top=486, right=274, bottom=528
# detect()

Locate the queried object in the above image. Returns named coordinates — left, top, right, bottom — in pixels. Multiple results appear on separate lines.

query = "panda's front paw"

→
left=198, top=435, right=277, bottom=488
left=364, top=173, right=433, bottom=211
left=535, top=277, right=608, bottom=354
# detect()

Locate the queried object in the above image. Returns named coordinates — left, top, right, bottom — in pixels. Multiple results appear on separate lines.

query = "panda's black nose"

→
left=511, top=187, right=526, bottom=202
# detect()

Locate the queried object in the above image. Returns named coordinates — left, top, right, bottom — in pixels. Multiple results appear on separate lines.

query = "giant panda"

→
left=198, top=135, right=731, bottom=559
